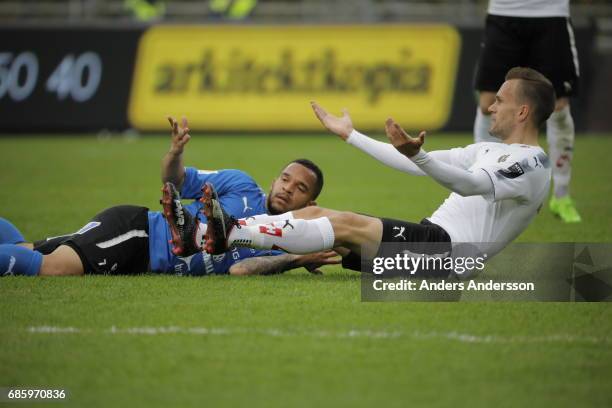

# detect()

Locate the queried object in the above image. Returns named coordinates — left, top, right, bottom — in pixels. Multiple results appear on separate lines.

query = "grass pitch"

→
left=1, top=133, right=611, bottom=407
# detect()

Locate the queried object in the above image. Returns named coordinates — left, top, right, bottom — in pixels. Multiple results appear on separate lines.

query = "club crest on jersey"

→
left=497, top=154, right=510, bottom=163
left=496, top=162, right=524, bottom=179
left=259, top=225, right=282, bottom=237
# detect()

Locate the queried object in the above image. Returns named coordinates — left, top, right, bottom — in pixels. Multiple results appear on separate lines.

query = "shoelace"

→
left=229, top=215, right=241, bottom=230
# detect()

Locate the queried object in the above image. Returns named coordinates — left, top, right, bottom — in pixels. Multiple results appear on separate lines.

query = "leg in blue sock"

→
left=0, top=244, right=42, bottom=276
left=0, top=244, right=84, bottom=276
left=0, top=218, right=26, bottom=244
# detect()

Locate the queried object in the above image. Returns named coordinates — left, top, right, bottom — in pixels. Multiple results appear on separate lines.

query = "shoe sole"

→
left=161, top=183, right=187, bottom=256
left=201, top=183, right=228, bottom=254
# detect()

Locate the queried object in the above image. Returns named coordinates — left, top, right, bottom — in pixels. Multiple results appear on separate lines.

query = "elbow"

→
left=452, top=182, right=481, bottom=197
left=229, top=264, right=251, bottom=276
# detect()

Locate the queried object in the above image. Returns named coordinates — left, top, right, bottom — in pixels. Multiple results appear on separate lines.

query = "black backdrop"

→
left=0, top=26, right=142, bottom=132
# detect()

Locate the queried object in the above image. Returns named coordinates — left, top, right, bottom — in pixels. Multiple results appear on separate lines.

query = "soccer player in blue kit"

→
left=0, top=117, right=337, bottom=277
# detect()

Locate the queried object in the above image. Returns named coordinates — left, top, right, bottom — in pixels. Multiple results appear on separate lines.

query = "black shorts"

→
left=342, top=218, right=451, bottom=273
left=475, top=14, right=580, bottom=97
left=33, top=205, right=150, bottom=275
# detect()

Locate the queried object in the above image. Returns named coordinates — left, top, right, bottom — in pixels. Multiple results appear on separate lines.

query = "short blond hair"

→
left=505, top=67, right=556, bottom=126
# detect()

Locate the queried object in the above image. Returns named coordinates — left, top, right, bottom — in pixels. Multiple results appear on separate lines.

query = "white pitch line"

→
left=20, top=326, right=611, bottom=345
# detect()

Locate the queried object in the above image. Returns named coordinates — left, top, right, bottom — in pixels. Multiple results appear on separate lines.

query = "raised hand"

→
left=311, top=101, right=354, bottom=141
left=167, top=116, right=191, bottom=155
left=384, top=118, right=426, bottom=157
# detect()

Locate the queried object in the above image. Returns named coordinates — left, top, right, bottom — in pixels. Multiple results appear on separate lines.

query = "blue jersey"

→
left=147, top=168, right=281, bottom=275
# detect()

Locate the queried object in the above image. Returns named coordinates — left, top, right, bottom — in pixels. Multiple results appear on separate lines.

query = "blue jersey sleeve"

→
left=166, top=248, right=285, bottom=276
left=182, top=167, right=261, bottom=200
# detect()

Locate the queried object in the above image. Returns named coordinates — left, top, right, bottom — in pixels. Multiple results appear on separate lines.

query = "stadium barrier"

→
left=0, top=23, right=598, bottom=133
left=0, top=26, right=142, bottom=132
left=129, top=25, right=461, bottom=132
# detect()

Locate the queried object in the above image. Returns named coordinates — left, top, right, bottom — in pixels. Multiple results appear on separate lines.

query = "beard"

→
left=266, top=195, right=283, bottom=215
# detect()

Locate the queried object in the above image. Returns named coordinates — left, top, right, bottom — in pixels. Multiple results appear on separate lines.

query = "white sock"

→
left=474, top=108, right=499, bottom=143
left=228, top=217, right=335, bottom=254
left=546, top=105, right=574, bottom=198
left=237, top=211, right=294, bottom=226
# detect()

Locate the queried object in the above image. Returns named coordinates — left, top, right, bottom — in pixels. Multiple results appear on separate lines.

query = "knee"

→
left=554, top=97, right=569, bottom=112
left=329, top=211, right=360, bottom=225
left=327, top=211, right=361, bottom=241
left=300, top=206, right=326, bottom=218
left=547, top=101, right=573, bottom=131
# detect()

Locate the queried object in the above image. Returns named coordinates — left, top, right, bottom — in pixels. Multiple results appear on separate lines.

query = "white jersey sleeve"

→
left=444, top=143, right=484, bottom=170
left=346, top=130, right=485, bottom=176
left=479, top=149, right=551, bottom=203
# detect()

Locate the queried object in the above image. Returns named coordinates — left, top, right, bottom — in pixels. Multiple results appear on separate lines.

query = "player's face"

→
left=488, top=80, right=521, bottom=139
left=267, top=163, right=318, bottom=214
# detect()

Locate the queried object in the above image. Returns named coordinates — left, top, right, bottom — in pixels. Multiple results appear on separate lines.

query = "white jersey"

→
left=428, top=142, right=551, bottom=257
left=488, top=0, right=570, bottom=18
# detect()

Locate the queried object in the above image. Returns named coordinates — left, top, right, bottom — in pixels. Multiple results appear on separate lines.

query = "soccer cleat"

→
left=200, top=182, right=241, bottom=254
left=160, top=182, right=202, bottom=256
left=549, top=196, right=582, bottom=223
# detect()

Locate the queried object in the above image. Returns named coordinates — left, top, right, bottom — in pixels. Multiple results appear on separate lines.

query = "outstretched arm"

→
left=385, top=119, right=493, bottom=197
left=311, top=102, right=453, bottom=176
left=161, top=116, right=191, bottom=190
left=228, top=251, right=340, bottom=276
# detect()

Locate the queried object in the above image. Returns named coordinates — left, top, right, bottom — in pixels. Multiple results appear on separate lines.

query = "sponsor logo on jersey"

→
left=393, top=226, right=407, bottom=240
left=173, top=199, right=185, bottom=226
left=259, top=225, right=282, bottom=237
left=3, top=256, right=16, bottom=276
left=242, top=196, right=253, bottom=213
left=203, top=253, right=215, bottom=274
left=212, top=253, right=226, bottom=263
left=496, top=162, right=524, bottom=179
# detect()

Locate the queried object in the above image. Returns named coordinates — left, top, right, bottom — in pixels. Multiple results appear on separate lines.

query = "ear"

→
left=517, top=105, right=530, bottom=123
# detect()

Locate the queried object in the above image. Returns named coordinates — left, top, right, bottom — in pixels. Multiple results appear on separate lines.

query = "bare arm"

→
left=229, top=251, right=340, bottom=276
left=161, top=116, right=190, bottom=190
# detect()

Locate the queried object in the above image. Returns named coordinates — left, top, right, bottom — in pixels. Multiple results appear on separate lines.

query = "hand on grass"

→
left=298, top=250, right=342, bottom=275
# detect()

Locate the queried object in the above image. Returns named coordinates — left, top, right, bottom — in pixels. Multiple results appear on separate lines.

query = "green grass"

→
left=1, top=133, right=611, bottom=407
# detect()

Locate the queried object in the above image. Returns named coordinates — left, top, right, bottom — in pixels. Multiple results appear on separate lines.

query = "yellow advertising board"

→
left=129, top=25, right=460, bottom=131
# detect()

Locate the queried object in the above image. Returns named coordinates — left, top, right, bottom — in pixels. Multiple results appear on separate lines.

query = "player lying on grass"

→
left=0, top=118, right=339, bottom=277
left=198, top=67, right=553, bottom=272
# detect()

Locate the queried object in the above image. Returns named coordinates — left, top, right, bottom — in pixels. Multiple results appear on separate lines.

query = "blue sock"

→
left=0, top=244, right=42, bottom=276
left=0, top=218, right=26, bottom=244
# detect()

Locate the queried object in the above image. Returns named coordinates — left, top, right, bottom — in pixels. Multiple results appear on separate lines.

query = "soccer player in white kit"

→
left=474, top=0, right=581, bottom=222
left=202, top=67, right=554, bottom=270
